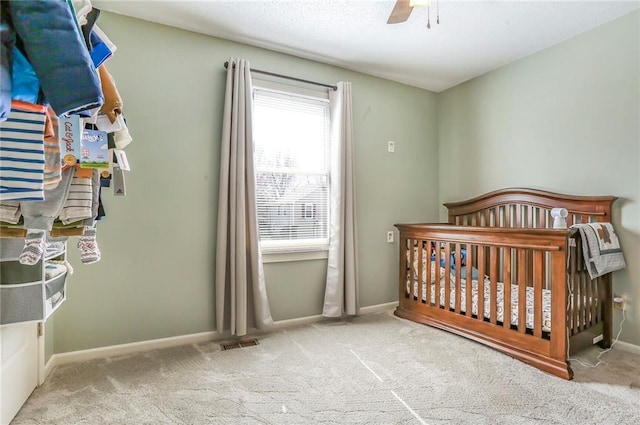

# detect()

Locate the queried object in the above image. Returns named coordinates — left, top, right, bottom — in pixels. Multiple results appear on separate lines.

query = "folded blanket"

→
left=572, top=223, right=626, bottom=279
left=44, top=262, right=67, bottom=280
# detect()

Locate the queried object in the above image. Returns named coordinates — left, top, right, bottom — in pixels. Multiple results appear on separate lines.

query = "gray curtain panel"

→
left=215, top=58, right=273, bottom=336
left=323, top=81, right=359, bottom=317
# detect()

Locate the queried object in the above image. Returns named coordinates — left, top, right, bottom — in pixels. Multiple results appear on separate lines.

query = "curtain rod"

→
left=224, top=61, right=337, bottom=91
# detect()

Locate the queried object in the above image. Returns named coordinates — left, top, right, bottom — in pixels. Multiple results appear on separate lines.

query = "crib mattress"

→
left=407, top=269, right=552, bottom=332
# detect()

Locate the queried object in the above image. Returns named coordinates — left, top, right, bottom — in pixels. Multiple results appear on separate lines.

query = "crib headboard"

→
left=444, top=188, right=617, bottom=228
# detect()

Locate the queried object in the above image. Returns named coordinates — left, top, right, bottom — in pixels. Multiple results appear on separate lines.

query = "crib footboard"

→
left=395, top=224, right=573, bottom=379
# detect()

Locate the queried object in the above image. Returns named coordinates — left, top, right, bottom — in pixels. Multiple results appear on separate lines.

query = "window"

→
left=302, top=203, right=315, bottom=220
left=253, top=80, right=331, bottom=253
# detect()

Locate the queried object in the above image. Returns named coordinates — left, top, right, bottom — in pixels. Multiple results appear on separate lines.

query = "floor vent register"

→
left=221, top=339, right=260, bottom=351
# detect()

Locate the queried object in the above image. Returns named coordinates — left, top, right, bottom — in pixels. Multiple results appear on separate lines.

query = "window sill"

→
left=262, top=249, right=329, bottom=263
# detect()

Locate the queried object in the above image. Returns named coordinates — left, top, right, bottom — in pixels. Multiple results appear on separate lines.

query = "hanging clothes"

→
left=0, top=100, right=47, bottom=201
left=0, top=0, right=103, bottom=121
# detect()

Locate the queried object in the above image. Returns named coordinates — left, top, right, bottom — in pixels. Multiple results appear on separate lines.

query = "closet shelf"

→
left=0, top=239, right=68, bottom=326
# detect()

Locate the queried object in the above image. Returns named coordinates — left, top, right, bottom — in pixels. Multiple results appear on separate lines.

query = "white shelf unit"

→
left=0, top=238, right=68, bottom=326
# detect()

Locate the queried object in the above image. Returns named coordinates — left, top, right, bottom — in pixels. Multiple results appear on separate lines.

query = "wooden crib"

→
left=394, top=188, right=617, bottom=379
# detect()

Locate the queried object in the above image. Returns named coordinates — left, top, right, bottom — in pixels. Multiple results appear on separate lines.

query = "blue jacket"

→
left=0, top=2, right=13, bottom=121
left=0, top=0, right=103, bottom=121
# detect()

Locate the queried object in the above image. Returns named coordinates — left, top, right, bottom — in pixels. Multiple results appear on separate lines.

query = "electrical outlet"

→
left=613, top=294, right=626, bottom=310
left=387, top=231, right=394, bottom=243
left=387, top=141, right=395, bottom=153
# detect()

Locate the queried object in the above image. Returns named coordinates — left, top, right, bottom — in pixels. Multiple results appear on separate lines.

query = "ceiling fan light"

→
left=410, top=0, right=430, bottom=7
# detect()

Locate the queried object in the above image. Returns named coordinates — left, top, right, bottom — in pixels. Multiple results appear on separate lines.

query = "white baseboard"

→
left=613, top=340, right=640, bottom=355
left=360, top=301, right=398, bottom=314
left=270, top=314, right=325, bottom=331
left=49, top=330, right=222, bottom=370
left=44, top=355, right=56, bottom=379
left=43, top=301, right=399, bottom=380
left=265, top=301, right=398, bottom=332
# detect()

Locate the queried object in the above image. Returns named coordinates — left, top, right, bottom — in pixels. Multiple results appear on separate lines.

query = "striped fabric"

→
left=58, top=168, right=94, bottom=225
left=0, top=100, right=47, bottom=201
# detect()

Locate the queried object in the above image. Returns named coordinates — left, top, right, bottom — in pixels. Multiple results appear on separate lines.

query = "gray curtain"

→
left=323, top=81, right=359, bottom=317
left=215, top=58, right=273, bottom=336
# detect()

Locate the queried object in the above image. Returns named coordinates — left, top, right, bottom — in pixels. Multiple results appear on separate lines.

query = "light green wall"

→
left=52, top=12, right=439, bottom=353
left=437, top=11, right=640, bottom=345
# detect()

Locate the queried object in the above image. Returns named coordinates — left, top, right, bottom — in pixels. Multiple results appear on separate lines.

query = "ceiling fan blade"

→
left=387, top=0, right=413, bottom=24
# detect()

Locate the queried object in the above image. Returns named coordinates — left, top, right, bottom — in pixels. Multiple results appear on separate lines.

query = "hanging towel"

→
left=0, top=100, right=46, bottom=201
left=572, top=222, right=626, bottom=279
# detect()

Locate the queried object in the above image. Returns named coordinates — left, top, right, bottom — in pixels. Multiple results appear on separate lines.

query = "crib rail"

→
left=444, top=188, right=616, bottom=228
left=395, top=223, right=571, bottom=378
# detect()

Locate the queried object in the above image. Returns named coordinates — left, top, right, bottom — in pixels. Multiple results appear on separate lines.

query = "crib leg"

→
left=599, top=275, right=613, bottom=348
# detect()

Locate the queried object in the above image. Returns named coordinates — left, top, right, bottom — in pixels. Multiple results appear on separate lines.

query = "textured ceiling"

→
left=93, top=0, right=640, bottom=92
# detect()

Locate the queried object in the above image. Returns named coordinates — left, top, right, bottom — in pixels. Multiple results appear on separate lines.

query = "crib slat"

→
left=485, top=210, right=491, bottom=227
left=418, top=240, right=424, bottom=304
left=478, top=246, right=485, bottom=321
left=542, top=251, right=548, bottom=292
left=504, top=248, right=512, bottom=329
left=527, top=252, right=533, bottom=284
left=569, top=241, right=578, bottom=335
left=401, top=237, right=409, bottom=300
left=579, top=268, right=587, bottom=332
left=575, top=277, right=581, bottom=335
left=455, top=243, right=462, bottom=313
left=577, top=236, right=585, bottom=334
left=584, top=279, right=595, bottom=328
left=585, top=276, right=591, bottom=327
left=517, top=249, right=526, bottom=333
left=591, top=277, right=598, bottom=326
left=533, top=251, right=543, bottom=338
left=426, top=241, right=432, bottom=306
left=596, top=276, right=602, bottom=324
left=505, top=205, right=511, bottom=228
left=490, top=246, right=498, bottom=325
left=444, top=242, right=451, bottom=311
left=527, top=206, right=533, bottom=228
left=434, top=242, right=441, bottom=307
left=410, top=239, right=416, bottom=300
left=476, top=212, right=482, bottom=226
left=594, top=277, right=600, bottom=327
left=466, top=244, right=473, bottom=316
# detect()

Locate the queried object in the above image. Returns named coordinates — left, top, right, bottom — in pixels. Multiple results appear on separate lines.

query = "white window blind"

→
left=253, top=83, right=331, bottom=252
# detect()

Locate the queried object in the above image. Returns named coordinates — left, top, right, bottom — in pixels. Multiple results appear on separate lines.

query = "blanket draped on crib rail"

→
left=572, top=223, right=626, bottom=279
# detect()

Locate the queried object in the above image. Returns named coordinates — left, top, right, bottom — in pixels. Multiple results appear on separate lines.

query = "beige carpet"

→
left=13, top=310, right=640, bottom=424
